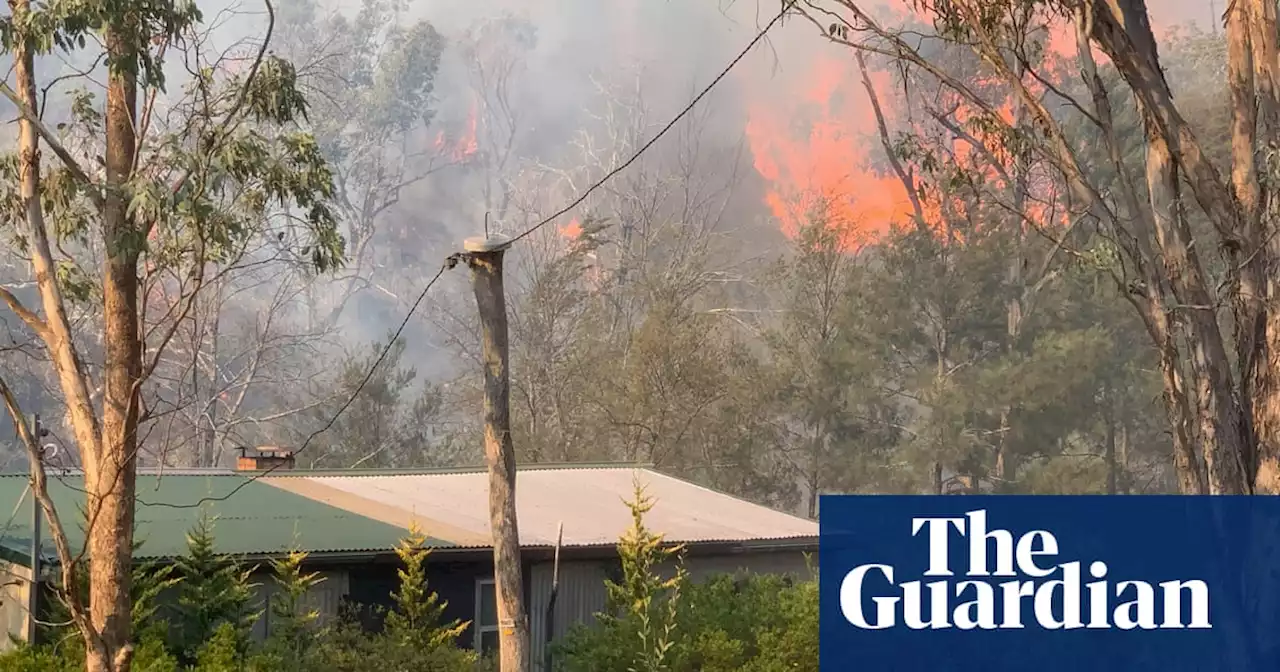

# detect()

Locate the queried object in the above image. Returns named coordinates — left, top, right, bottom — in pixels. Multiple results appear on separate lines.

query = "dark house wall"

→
left=341, top=557, right=532, bottom=650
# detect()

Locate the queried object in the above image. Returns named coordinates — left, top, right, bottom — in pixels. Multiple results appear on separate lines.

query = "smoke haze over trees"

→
left=0, top=0, right=1230, bottom=497
left=1, top=0, right=1250, bottom=666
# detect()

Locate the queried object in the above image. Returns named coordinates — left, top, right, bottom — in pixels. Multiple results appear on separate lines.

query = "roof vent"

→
left=235, top=446, right=295, bottom=472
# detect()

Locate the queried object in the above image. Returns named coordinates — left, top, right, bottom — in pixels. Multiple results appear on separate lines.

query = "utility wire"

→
left=140, top=259, right=458, bottom=508
left=506, top=4, right=789, bottom=245
left=0, top=483, right=31, bottom=570
left=138, top=2, right=789, bottom=509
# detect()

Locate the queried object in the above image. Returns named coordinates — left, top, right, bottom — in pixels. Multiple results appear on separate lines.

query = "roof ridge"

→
left=259, top=462, right=657, bottom=478
left=0, top=462, right=659, bottom=479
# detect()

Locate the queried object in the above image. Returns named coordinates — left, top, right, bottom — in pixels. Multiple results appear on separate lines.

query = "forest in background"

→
left=0, top=0, right=1223, bottom=522
left=7, top=0, right=1270, bottom=667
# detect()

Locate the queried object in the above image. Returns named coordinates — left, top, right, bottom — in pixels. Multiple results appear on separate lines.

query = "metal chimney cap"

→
left=463, top=233, right=513, bottom=253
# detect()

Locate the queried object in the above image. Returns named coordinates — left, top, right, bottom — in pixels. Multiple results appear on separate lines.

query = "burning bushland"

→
left=0, top=0, right=1245, bottom=667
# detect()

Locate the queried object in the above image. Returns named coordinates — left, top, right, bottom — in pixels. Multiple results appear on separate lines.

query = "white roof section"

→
left=262, top=466, right=817, bottom=548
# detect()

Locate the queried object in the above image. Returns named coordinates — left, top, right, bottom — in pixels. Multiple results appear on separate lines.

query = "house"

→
left=0, top=461, right=818, bottom=668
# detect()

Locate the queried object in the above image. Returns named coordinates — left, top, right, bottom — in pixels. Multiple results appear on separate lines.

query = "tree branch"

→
left=0, top=83, right=102, bottom=208
left=0, top=286, right=50, bottom=340
left=0, top=374, right=95, bottom=646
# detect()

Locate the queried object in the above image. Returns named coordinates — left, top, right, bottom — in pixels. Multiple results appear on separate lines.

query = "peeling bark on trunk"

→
left=1242, top=0, right=1280, bottom=494
left=1093, top=1, right=1241, bottom=239
left=1069, top=3, right=1206, bottom=492
left=1088, top=0, right=1248, bottom=494
left=1226, top=0, right=1263, bottom=489
left=87, top=25, right=142, bottom=672
left=1143, top=131, right=1247, bottom=494
left=1091, top=0, right=1264, bottom=494
left=1148, top=303, right=1205, bottom=494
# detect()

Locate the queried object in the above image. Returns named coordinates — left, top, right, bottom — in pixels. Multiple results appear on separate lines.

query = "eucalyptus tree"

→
left=0, top=0, right=343, bottom=668
left=797, top=0, right=1272, bottom=494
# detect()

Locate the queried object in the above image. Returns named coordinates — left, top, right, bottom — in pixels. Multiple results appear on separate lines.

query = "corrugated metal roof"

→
left=263, top=466, right=818, bottom=548
left=0, top=465, right=816, bottom=564
left=0, top=473, right=426, bottom=565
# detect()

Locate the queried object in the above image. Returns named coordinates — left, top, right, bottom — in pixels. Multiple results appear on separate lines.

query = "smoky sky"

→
left=0, top=0, right=1226, bottom=382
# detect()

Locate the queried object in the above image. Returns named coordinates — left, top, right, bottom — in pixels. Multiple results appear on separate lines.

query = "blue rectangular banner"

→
left=819, top=496, right=1280, bottom=671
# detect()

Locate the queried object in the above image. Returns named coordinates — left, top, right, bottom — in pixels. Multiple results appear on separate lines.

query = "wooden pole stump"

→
left=464, top=234, right=530, bottom=672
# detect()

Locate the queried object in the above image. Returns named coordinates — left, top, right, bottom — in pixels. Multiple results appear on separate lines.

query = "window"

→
left=475, top=579, right=499, bottom=656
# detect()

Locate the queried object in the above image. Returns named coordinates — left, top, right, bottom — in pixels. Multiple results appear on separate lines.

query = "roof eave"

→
left=27, top=536, right=823, bottom=568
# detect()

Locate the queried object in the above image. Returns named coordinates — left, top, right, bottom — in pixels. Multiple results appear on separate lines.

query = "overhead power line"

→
left=507, top=4, right=789, bottom=246
left=140, top=259, right=457, bottom=508
left=140, top=3, right=790, bottom=509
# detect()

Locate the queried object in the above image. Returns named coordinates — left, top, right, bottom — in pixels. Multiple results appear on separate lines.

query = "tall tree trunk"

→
left=1148, top=306, right=1205, bottom=494
left=1144, top=128, right=1247, bottom=494
left=1070, top=3, right=1206, bottom=493
left=1226, top=0, right=1266, bottom=490
left=1242, top=0, right=1280, bottom=494
left=9, top=0, right=130, bottom=667
left=1092, top=0, right=1254, bottom=494
left=88, top=24, right=142, bottom=672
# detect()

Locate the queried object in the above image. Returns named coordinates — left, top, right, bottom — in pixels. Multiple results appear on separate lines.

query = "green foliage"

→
left=0, top=524, right=481, bottom=672
left=38, top=532, right=182, bottom=653
left=191, top=624, right=243, bottom=672
left=308, top=334, right=452, bottom=468
left=553, top=488, right=817, bottom=672
left=272, top=0, right=446, bottom=266
left=166, top=513, right=259, bottom=664
left=762, top=208, right=906, bottom=506
left=604, top=480, right=687, bottom=672
left=279, top=523, right=478, bottom=672
left=263, top=548, right=325, bottom=657
left=0, top=495, right=818, bottom=672
left=0, top=646, right=69, bottom=672
left=131, top=630, right=182, bottom=672
left=384, top=525, right=469, bottom=650
left=553, top=481, right=690, bottom=672
left=0, top=0, right=348, bottom=288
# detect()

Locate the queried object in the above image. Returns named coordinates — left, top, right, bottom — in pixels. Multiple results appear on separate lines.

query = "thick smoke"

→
left=0, top=0, right=1228, bottom=467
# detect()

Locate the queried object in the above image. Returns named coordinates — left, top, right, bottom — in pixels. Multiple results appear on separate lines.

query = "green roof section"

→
left=0, top=473, right=437, bottom=567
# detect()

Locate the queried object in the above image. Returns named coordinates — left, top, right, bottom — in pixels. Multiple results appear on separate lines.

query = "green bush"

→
left=552, top=572, right=817, bottom=672
left=0, top=519, right=480, bottom=672
left=551, top=480, right=818, bottom=672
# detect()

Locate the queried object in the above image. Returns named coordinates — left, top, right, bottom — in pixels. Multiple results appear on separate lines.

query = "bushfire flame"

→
left=560, top=217, right=584, bottom=240
left=433, top=98, right=480, bottom=162
left=744, top=57, right=915, bottom=249
left=740, top=7, right=1181, bottom=250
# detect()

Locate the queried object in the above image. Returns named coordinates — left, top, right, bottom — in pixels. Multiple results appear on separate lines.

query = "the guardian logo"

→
left=840, top=509, right=1211, bottom=631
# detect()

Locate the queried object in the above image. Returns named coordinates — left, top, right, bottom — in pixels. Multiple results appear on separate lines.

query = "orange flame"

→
left=454, top=100, right=479, bottom=161
left=560, top=217, right=584, bottom=240
left=743, top=11, right=1094, bottom=249
left=432, top=99, right=480, bottom=162
left=744, top=57, right=917, bottom=249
